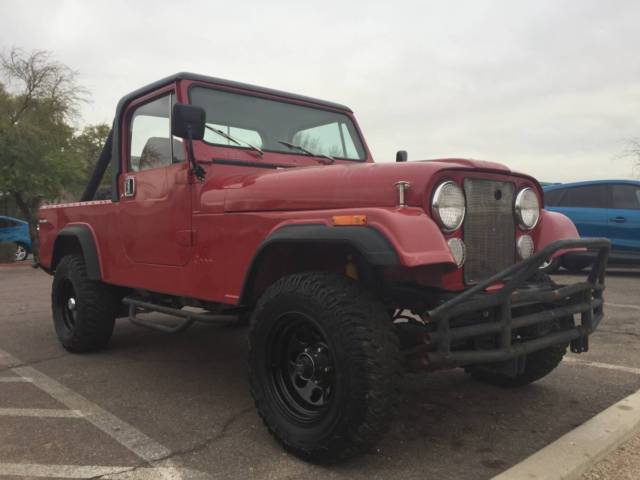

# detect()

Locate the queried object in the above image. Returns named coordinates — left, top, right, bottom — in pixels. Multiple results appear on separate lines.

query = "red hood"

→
left=212, top=158, right=536, bottom=212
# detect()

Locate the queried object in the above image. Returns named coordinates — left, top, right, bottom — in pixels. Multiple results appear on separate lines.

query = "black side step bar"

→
left=123, top=297, right=239, bottom=334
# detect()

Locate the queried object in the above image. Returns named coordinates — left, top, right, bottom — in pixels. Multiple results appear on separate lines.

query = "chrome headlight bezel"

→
left=432, top=181, right=466, bottom=232
left=514, top=187, right=540, bottom=230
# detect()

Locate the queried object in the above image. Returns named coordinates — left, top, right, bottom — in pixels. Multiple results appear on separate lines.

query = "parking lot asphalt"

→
left=0, top=264, right=639, bottom=479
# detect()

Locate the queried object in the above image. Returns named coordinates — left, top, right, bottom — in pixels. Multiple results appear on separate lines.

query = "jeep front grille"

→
left=463, top=178, right=516, bottom=283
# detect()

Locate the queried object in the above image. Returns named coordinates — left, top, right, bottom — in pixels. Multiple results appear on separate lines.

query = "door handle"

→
left=124, top=176, right=136, bottom=197
left=610, top=216, right=626, bottom=223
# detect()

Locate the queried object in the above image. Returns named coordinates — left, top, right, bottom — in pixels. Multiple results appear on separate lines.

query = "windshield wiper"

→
left=277, top=140, right=334, bottom=164
left=205, top=125, right=263, bottom=157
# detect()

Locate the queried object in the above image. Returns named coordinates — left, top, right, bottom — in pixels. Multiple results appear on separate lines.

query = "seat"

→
left=138, top=137, right=185, bottom=171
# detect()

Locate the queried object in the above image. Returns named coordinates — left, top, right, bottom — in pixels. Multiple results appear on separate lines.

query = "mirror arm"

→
left=186, top=125, right=206, bottom=182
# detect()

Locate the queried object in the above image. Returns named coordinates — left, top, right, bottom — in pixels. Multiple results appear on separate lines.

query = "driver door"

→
left=119, top=91, right=193, bottom=266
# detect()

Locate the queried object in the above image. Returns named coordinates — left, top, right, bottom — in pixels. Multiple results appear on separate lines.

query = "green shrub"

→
left=0, top=243, right=16, bottom=263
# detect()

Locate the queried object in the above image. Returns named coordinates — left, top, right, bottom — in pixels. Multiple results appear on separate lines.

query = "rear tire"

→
left=52, top=254, right=118, bottom=352
left=248, top=272, right=401, bottom=463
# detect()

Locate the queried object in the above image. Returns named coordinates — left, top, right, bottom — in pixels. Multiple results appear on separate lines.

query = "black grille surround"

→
left=463, top=178, right=516, bottom=284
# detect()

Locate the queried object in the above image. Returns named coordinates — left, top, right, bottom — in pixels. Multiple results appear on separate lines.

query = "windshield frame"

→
left=187, top=82, right=368, bottom=162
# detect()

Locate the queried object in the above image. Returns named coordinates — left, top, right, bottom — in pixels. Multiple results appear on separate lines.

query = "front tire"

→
left=466, top=343, right=567, bottom=388
left=52, top=254, right=118, bottom=352
left=248, top=272, right=400, bottom=463
left=562, top=256, right=592, bottom=273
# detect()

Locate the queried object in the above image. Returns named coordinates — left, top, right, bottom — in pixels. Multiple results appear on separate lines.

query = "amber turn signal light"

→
left=332, top=215, right=367, bottom=226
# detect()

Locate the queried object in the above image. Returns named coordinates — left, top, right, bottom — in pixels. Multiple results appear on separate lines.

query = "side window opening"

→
left=611, top=184, right=640, bottom=210
left=544, top=189, right=565, bottom=207
left=559, top=185, right=607, bottom=208
left=129, top=93, right=184, bottom=172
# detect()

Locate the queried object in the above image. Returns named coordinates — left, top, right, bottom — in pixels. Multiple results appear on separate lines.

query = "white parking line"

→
left=0, top=347, right=197, bottom=479
left=0, top=463, right=206, bottom=479
left=0, top=376, right=31, bottom=382
left=605, top=302, right=640, bottom=311
left=564, top=356, right=640, bottom=376
left=11, top=364, right=172, bottom=462
left=0, top=408, right=83, bottom=418
left=0, top=463, right=128, bottom=478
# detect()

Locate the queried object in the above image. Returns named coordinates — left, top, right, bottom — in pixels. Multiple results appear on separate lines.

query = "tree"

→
left=70, top=123, right=112, bottom=197
left=0, top=48, right=89, bottom=260
left=628, top=140, right=640, bottom=176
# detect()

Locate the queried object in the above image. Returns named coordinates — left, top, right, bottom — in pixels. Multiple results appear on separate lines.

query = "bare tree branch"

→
left=1, top=47, right=88, bottom=125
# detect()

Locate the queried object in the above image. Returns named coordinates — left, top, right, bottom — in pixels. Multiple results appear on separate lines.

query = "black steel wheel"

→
left=14, top=243, right=28, bottom=262
left=52, top=254, right=118, bottom=352
left=267, top=313, right=335, bottom=423
left=249, top=272, right=400, bottom=463
left=59, top=279, right=78, bottom=331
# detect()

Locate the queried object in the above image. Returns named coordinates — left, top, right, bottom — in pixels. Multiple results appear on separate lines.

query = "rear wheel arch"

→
left=239, top=225, right=399, bottom=307
left=51, top=225, right=102, bottom=280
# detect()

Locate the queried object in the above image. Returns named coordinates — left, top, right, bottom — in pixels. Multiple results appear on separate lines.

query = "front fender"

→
left=258, top=207, right=456, bottom=269
left=237, top=207, right=455, bottom=304
left=365, top=208, right=456, bottom=267
left=534, top=210, right=581, bottom=258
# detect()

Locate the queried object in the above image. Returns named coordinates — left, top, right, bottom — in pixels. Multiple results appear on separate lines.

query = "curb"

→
left=492, top=388, right=640, bottom=480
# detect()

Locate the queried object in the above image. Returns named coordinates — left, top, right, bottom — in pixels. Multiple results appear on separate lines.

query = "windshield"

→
left=189, top=86, right=366, bottom=161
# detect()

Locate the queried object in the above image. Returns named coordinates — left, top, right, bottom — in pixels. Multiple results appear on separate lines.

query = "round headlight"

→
left=517, top=235, right=534, bottom=259
left=432, top=181, right=466, bottom=231
left=447, top=238, right=466, bottom=267
left=515, top=188, right=540, bottom=230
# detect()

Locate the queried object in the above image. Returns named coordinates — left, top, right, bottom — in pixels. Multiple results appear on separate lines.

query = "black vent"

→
left=463, top=178, right=516, bottom=283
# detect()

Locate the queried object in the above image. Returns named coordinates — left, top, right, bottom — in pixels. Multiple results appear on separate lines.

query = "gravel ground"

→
left=581, top=432, right=640, bottom=480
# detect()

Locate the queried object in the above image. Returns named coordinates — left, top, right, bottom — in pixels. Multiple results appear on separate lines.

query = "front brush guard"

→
left=416, top=238, right=610, bottom=368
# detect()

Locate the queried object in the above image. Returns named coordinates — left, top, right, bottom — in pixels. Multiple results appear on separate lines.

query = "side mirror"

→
left=172, top=103, right=206, bottom=181
left=172, top=104, right=206, bottom=140
left=396, top=150, right=408, bottom=162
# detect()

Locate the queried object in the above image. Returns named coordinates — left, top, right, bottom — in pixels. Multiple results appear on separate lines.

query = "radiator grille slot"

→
left=463, top=178, right=516, bottom=283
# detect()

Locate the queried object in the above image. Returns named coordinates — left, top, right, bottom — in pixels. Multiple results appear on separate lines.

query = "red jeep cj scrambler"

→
left=37, top=73, right=610, bottom=463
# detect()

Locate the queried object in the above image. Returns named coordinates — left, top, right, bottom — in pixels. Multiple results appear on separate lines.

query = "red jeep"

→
left=37, top=72, right=610, bottom=463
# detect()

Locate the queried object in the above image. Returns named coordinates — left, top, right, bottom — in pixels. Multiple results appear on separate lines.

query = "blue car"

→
left=543, top=180, right=640, bottom=271
left=0, top=215, right=32, bottom=261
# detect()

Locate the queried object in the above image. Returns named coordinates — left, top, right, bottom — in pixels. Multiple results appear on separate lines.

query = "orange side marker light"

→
left=332, top=215, right=367, bottom=226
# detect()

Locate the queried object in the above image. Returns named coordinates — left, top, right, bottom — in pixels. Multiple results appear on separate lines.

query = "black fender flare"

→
left=52, top=225, right=102, bottom=280
left=239, top=224, right=399, bottom=304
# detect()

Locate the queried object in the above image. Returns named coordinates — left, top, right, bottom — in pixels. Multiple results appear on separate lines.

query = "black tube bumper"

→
left=419, top=238, right=610, bottom=368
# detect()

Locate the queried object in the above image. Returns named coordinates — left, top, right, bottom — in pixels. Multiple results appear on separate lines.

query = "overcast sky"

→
left=1, top=0, right=639, bottom=182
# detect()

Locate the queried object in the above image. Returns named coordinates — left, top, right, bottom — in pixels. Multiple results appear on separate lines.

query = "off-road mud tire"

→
left=248, top=272, right=401, bottom=463
left=562, top=256, right=593, bottom=273
left=466, top=343, right=567, bottom=388
left=52, top=254, right=118, bottom=352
